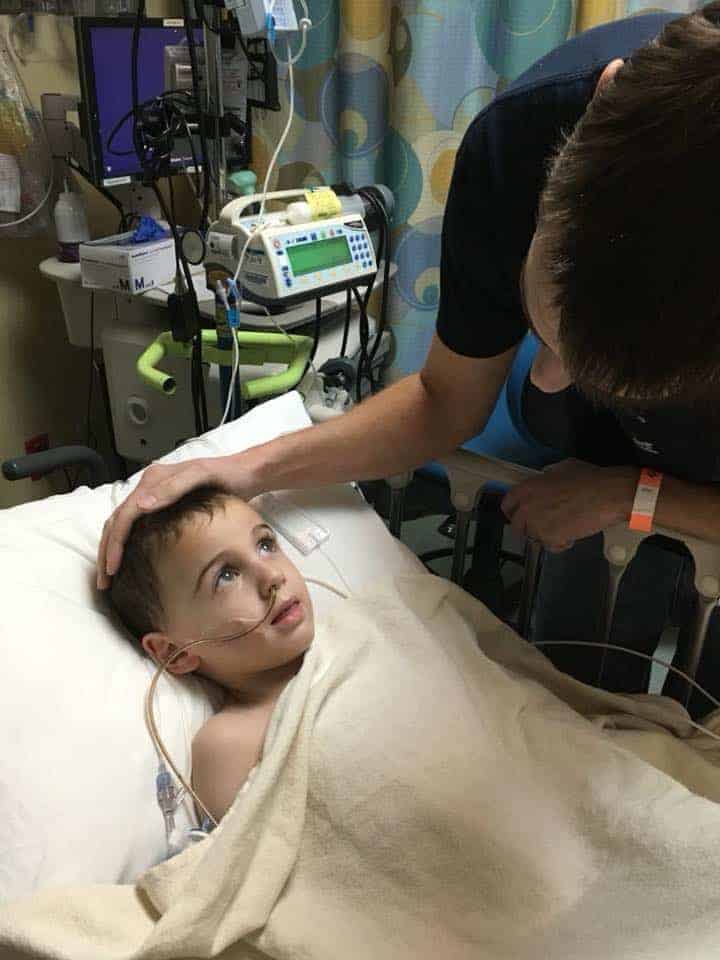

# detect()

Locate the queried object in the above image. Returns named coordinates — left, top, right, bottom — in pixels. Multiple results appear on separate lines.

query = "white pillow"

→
left=0, top=392, right=421, bottom=902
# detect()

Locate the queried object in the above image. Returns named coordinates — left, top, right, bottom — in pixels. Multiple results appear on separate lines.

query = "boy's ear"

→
left=141, top=632, right=201, bottom=675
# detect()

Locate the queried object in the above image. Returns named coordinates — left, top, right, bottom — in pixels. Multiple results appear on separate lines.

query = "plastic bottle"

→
left=53, top=188, right=90, bottom=263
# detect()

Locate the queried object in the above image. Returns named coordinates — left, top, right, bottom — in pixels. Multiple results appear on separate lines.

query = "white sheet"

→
left=0, top=392, right=422, bottom=901
left=2, top=574, right=720, bottom=959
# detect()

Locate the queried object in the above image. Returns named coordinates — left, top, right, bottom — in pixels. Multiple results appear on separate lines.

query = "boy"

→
left=109, top=486, right=315, bottom=825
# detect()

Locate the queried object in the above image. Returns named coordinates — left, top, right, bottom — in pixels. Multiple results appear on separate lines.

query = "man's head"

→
left=526, top=3, right=720, bottom=408
left=109, top=486, right=314, bottom=693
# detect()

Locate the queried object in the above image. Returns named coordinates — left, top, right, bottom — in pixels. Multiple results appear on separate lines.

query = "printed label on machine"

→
left=222, top=49, right=249, bottom=115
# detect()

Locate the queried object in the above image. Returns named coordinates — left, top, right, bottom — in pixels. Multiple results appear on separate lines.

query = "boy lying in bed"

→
left=109, top=486, right=315, bottom=826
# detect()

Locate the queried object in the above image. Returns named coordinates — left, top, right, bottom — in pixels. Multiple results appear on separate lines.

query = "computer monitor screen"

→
left=75, top=18, right=204, bottom=186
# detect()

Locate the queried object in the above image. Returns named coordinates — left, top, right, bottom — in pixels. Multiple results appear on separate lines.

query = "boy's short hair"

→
left=109, top=484, right=233, bottom=646
left=540, top=2, right=720, bottom=405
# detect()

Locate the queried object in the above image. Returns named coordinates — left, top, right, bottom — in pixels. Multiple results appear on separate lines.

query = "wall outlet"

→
left=24, top=433, right=49, bottom=482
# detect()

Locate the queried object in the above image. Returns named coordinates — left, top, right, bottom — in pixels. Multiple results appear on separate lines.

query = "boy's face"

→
left=143, top=499, right=314, bottom=690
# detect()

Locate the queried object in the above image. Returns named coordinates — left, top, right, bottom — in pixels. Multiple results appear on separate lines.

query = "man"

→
left=99, top=5, right=720, bottom=716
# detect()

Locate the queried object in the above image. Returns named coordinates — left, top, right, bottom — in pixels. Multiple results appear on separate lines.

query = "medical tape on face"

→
left=629, top=467, right=663, bottom=533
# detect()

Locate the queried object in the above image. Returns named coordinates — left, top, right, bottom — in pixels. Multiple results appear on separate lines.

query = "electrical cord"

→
left=165, top=31, right=209, bottom=433
left=220, top=321, right=241, bottom=426
left=152, top=181, right=209, bottom=434
left=230, top=332, right=240, bottom=421
left=181, top=0, right=211, bottom=231
left=129, top=1, right=208, bottom=435
left=351, top=188, right=391, bottom=394
left=340, top=288, right=351, bottom=358
left=534, top=640, right=720, bottom=724
left=128, top=6, right=208, bottom=222
left=86, top=292, right=98, bottom=450
left=182, top=116, right=202, bottom=200
left=297, top=296, right=322, bottom=383
left=168, top=171, right=176, bottom=226
left=358, top=189, right=392, bottom=383
left=351, top=286, right=370, bottom=404
left=345, top=197, right=388, bottom=400
left=131, top=0, right=144, bottom=163
left=106, top=91, right=197, bottom=160
left=194, top=0, right=219, bottom=33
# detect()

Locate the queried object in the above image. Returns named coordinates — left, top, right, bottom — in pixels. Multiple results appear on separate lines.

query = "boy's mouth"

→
left=271, top=598, right=302, bottom=625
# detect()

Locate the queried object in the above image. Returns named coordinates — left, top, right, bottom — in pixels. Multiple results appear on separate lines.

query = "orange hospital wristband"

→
left=629, top=468, right=663, bottom=533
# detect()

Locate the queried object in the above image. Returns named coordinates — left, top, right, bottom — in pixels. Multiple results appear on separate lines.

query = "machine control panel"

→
left=207, top=213, right=377, bottom=306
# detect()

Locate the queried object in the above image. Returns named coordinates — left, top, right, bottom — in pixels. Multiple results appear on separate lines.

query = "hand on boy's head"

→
left=97, top=454, right=263, bottom=591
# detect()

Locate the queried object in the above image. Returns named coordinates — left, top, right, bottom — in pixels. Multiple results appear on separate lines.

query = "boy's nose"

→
left=259, top=565, right=285, bottom=598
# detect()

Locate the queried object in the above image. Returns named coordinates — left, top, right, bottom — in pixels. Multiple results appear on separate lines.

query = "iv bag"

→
left=0, top=32, right=51, bottom=237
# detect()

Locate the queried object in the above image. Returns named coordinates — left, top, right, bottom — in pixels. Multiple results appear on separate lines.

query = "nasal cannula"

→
left=145, top=576, right=349, bottom=830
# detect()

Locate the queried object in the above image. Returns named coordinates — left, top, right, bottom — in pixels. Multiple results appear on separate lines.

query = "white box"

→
left=80, top=232, right=176, bottom=296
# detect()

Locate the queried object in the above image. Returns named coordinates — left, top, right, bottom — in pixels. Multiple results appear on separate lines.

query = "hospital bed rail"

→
left=2, top=444, right=110, bottom=487
left=387, top=450, right=720, bottom=703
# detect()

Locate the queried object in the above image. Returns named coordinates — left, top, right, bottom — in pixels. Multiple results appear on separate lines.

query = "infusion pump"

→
left=206, top=190, right=379, bottom=306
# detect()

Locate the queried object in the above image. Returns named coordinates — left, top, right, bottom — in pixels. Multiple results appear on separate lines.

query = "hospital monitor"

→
left=75, top=17, right=204, bottom=188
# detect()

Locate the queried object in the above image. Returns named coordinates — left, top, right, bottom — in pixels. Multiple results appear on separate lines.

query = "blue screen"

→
left=89, top=23, right=204, bottom=182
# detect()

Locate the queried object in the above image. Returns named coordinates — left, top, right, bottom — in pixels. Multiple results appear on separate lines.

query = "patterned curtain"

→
left=252, top=0, right=702, bottom=377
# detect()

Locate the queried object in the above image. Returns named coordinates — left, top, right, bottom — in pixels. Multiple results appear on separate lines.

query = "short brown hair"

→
left=540, top=3, right=720, bottom=405
left=109, top=485, right=232, bottom=645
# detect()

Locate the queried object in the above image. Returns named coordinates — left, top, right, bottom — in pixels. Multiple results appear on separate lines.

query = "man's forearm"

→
left=242, top=373, right=485, bottom=495
left=608, top=466, right=720, bottom=544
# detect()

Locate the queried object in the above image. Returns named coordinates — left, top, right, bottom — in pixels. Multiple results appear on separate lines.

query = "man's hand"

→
left=97, top=454, right=259, bottom=590
left=501, top=460, right=637, bottom=552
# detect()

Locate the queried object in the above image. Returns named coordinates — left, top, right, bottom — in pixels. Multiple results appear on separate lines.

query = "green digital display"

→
left=286, top=236, right=353, bottom=276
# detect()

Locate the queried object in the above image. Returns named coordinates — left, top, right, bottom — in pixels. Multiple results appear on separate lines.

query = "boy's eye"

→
left=215, top=565, right=239, bottom=589
left=259, top=534, right=277, bottom=553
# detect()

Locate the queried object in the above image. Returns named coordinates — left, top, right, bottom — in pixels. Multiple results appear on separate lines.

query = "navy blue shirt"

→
left=437, top=12, right=676, bottom=360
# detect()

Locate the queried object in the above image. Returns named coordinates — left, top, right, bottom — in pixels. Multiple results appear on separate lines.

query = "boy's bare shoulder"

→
left=191, top=703, right=269, bottom=823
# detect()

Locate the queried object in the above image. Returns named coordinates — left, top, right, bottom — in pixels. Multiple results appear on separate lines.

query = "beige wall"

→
left=0, top=5, right=174, bottom=507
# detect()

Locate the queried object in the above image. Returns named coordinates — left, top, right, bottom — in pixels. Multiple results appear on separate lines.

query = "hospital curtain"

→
left=252, top=0, right=703, bottom=378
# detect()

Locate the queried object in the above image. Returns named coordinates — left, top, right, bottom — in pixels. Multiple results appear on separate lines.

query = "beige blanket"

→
left=2, top=574, right=720, bottom=959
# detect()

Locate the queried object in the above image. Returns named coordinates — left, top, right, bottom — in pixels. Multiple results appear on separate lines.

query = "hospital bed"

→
left=1, top=389, right=719, bottom=906
left=388, top=450, right=720, bottom=700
